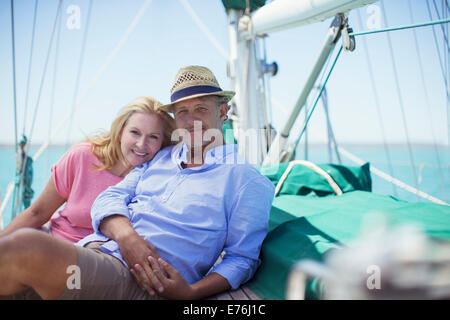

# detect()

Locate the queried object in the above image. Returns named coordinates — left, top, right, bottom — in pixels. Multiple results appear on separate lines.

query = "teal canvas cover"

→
left=248, top=163, right=450, bottom=299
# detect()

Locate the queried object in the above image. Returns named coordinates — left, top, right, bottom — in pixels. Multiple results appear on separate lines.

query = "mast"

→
left=226, top=0, right=377, bottom=166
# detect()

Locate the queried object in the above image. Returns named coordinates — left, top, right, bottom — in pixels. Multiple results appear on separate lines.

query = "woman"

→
left=0, top=96, right=175, bottom=243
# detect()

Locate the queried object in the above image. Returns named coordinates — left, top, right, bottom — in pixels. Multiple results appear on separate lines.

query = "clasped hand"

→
left=117, top=233, right=195, bottom=299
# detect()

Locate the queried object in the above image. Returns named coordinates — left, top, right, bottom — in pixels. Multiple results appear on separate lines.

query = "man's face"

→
left=173, top=96, right=228, bottom=148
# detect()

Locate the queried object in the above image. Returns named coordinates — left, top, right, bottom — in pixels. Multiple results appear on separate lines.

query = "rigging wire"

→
left=31, top=0, right=152, bottom=161
left=380, top=0, right=419, bottom=199
left=296, top=42, right=334, bottom=161
left=27, top=0, right=63, bottom=145
left=431, top=0, right=450, bottom=54
left=46, top=0, right=64, bottom=175
left=1, top=0, right=154, bottom=222
left=12, top=1, right=62, bottom=217
left=10, top=0, right=18, bottom=153
left=11, top=1, right=62, bottom=218
left=426, top=1, right=450, bottom=146
left=179, top=0, right=228, bottom=59
left=356, top=9, right=397, bottom=197
left=289, top=46, right=343, bottom=162
left=65, top=0, right=94, bottom=150
left=8, top=0, right=20, bottom=220
left=22, top=0, right=39, bottom=138
left=407, top=0, right=447, bottom=198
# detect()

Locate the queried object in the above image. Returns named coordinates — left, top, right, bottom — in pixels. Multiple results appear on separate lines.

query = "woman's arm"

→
left=0, top=178, right=66, bottom=238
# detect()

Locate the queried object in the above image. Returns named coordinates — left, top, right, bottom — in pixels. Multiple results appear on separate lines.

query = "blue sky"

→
left=0, top=0, right=449, bottom=147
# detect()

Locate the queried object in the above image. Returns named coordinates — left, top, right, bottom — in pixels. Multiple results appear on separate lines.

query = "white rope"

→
left=178, top=0, right=228, bottom=59
left=0, top=182, right=14, bottom=230
left=275, top=160, right=343, bottom=197
left=338, top=146, right=449, bottom=206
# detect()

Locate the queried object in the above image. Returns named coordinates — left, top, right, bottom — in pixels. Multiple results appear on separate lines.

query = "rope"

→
left=0, top=183, right=14, bottom=230
left=11, top=136, right=34, bottom=218
left=337, top=146, right=449, bottom=206
left=289, top=45, right=343, bottom=162
left=274, top=160, right=343, bottom=197
left=349, top=17, right=450, bottom=37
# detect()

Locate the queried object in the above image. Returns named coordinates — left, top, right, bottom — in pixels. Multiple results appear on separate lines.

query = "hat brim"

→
left=159, top=91, right=235, bottom=113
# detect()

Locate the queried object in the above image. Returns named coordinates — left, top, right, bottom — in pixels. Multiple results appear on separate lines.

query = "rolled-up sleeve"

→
left=91, top=164, right=147, bottom=234
left=210, top=176, right=275, bottom=289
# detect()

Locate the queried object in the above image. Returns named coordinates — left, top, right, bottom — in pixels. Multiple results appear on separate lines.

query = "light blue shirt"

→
left=78, top=143, right=275, bottom=290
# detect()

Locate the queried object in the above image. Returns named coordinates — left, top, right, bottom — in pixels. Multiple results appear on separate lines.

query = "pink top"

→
left=50, top=143, right=123, bottom=243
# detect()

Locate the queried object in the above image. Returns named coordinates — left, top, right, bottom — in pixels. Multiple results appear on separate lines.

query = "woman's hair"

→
left=87, top=96, right=175, bottom=171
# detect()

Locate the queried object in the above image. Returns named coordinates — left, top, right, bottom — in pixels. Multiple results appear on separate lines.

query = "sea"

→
left=1, top=144, right=449, bottom=228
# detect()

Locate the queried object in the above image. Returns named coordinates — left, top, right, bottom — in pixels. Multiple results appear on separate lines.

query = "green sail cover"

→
left=248, top=163, right=450, bottom=299
left=221, top=0, right=266, bottom=11
left=261, top=162, right=372, bottom=197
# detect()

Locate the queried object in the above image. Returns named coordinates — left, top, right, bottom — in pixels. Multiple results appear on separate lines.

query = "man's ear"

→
left=219, top=103, right=229, bottom=121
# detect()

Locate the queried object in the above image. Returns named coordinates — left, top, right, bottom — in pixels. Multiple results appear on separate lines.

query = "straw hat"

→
left=160, top=65, right=235, bottom=113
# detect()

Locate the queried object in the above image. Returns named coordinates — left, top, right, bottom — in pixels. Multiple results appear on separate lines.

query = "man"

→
left=0, top=66, right=274, bottom=300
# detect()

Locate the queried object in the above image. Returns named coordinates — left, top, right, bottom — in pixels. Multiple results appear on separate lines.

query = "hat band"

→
left=171, top=85, right=222, bottom=103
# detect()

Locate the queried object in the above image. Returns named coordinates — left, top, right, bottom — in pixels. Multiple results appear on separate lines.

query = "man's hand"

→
left=117, top=232, right=162, bottom=291
left=145, top=256, right=195, bottom=300
left=99, top=215, right=161, bottom=294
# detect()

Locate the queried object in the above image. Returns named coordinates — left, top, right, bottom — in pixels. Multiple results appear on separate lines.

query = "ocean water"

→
left=0, top=144, right=449, bottom=228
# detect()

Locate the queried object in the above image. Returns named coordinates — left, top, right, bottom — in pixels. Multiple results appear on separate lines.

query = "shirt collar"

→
left=171, top=142, right=237, bottom=169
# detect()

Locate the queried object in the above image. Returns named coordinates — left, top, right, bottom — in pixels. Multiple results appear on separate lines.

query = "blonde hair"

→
left=87, top=96, right=175, bottom=171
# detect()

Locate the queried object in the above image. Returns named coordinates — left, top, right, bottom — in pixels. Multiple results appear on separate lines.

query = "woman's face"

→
left=120, top=112, right=164, bottom=168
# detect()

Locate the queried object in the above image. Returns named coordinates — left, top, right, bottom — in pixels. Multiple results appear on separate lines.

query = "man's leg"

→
left=0, top=228, right=77, bottom=299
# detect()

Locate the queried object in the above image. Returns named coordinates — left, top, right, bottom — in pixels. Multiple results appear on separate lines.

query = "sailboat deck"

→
left=208, top=286, right=260, bottom=300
